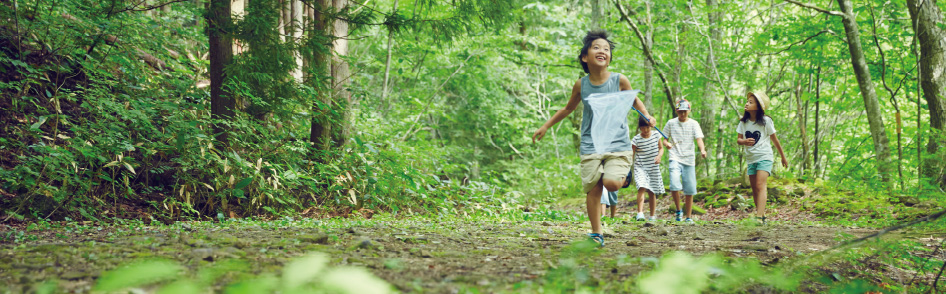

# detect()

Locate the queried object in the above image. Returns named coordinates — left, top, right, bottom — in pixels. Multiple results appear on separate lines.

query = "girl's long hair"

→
left=740, top=109, right=767, bottom=126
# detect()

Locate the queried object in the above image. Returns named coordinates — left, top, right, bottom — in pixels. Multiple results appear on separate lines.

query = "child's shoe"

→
left=587, top=233, right=604, bottom=247
left=675, top=210, right=683, bottom=221
left=635, top=212, right=646, bottom=221
left=684, top=218, right=695, bottom=224
left=648, top=216, right=657, bottom=221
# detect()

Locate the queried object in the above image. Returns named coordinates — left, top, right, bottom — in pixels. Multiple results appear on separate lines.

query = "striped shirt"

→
left=631, top=133, right=665, bottom=194
left=663, top=117, right=704, bottom=166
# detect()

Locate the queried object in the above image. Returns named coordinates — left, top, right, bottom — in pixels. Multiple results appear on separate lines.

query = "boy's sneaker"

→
left=648, top=216, right=657, bottom=221
left=587, top=233, right=604, bottom=247
left=675, top=211, right=683, bottom=221
left=684, top=218, right=695, bottom=224
left=635, top=212, right=646, bottom=221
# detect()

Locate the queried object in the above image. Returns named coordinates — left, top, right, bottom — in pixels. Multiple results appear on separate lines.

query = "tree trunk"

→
left=906, top=0, right=946, bottom=187
left=309, top=0, right=333, bottom=150
left=591, top=0, right=602, bottom=29
left=330, top=0, right=351, bottom=147
left=697, top=0, right=719, bottom=178
left=308, top=0, right=351, bottom=149
left=814, top=65, right=821, bottom=176
left=381, top=0, right=398, bottom=101
left=208, top=0, right=234, bottom=144
left=670, top=24, right=686, bottom=119
left=836, top=0, right=892, bottom=183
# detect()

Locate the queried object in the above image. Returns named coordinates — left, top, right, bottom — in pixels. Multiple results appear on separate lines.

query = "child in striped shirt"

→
left=632, top=116, right=666, bottom=221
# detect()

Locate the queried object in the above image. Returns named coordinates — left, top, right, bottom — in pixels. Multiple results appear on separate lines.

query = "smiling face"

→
left=581, top=38, right=612, bottom=70
left=579, top=33, right=614, bottom=73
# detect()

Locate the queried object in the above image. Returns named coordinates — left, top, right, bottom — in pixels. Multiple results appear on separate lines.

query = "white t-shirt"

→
left=736, top=116, right=778, bottom=164
left=663, top=117, right=704, bottom=166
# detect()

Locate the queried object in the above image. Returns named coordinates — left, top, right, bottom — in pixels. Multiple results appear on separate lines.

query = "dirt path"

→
left=0, top=217, right=876, bottom=293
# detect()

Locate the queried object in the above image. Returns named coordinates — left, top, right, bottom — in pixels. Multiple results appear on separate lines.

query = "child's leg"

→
left=668, top=161, right=683, bottom=212
left=637, top=188, right=646, bottom=213
left=683, top=164, right=697, bottom=219
left=610, top=203, right=617, bottom=218
left=648, top=191, right=657, bottom=216
left=749, top=173, right=759, bottom=212
left=586, top=180, right=604, bottom=234
left=755, top=170, right=770, bottom=217
left=672, top=191, right=681, bottom=211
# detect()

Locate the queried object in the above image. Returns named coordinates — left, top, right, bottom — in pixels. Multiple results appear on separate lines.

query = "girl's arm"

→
left=736, top=134, right=754, bottom=146
left=620, top=75, right=655, bottom=126
left=655, top=138, right=664, bottom=164
left=533, top=80, right=582, bottom=143
left=770, top=134, right=788, bottom=167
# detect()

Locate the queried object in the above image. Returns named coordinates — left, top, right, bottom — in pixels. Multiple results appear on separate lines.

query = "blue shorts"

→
left=668, top=160, right=697, bottom=195
left=748, top=160, right=773, bottom=175
left=600, top=190, right=618, bottom=206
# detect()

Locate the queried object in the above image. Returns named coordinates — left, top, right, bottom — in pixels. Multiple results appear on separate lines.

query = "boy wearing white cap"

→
left=662, top=99, right=706, bottom=223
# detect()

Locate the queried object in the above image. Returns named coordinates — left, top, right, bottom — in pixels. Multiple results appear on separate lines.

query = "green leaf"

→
left=156, top=279, right=202, bottom=294
left=233, top=189, right=245, bottom=198
left=234, top=178, right=253, bottom=190
left=282, top=253, right=329, bottom=289
left=30, top=116, right=48, bottom=131
left=94, top=259, right=182, bottom=291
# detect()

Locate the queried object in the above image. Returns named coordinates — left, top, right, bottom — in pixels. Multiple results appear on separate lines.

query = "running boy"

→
left=532, top=30, right=655, bottom=247
left=663, top=99, right=706, bottom=224
left=631, top=116, right=665, bottom=221
left=736, top=91, right=788, bottom=225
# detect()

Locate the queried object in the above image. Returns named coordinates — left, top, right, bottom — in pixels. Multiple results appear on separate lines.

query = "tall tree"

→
left=906, top=0, right=946, bottom=187
left=785, top=0, right=892, bottom=184
left=308, top=0, right=351, bottom=150
left=697, top=0, right=719, bottom=177
left=208, top=0, right=234, bottom=144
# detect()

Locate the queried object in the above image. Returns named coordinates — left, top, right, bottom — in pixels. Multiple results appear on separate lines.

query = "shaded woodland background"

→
left=0, top=0, right=944, bottom=221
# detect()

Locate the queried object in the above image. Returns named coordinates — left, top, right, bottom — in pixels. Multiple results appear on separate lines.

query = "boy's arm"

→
left=533, top=80, right=582, bottom=143
left=619, top=75, right=655, bottom=126
left=696, top=138, right=707, bottom=158
left=770, top=134, right=788, bottom=167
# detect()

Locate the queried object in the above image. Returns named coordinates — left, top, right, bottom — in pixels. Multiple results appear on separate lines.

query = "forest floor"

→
left=4, top=198, right=943, bottom=293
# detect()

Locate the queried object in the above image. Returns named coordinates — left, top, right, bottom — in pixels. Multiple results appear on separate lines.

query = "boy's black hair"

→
left=740, top=95, right=767, bottom=126
left=638, top=116, right=650, bottom=128
left=578, top=30, right=616, bottom=74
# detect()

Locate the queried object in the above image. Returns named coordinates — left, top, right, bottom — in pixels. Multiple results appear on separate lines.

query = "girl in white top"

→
left=735, top=91, right=788, bottom=224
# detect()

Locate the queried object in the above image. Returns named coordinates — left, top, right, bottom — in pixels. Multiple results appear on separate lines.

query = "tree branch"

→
left=762, top=30, right=836, bottom=56
left=116, top=0, right=190, bottom=13
left=401, top=53, right=475, bottom=141
left=783, top=0, right=845, bottom=17
left=613, top=0, right=676, bottom=112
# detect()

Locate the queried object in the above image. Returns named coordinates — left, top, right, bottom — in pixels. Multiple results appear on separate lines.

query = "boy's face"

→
left=744, top=95, right=759, bottom=111
left=581, top=39, right=611, bottom=69
left=676, top=110, right=689, bottom=118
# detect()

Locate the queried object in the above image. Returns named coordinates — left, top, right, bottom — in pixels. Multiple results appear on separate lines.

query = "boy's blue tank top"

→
left=580, top=73, right=633, bottom=155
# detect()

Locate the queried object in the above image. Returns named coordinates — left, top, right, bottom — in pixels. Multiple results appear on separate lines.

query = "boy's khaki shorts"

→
left=579, top=151, right=633, bottom=194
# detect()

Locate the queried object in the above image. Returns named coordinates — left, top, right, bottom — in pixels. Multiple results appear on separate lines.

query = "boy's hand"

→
left=700, top=150, right=707, bottom=158
left=646, top=115, right=656, bottom=127
left=532, top=127, right=547, bottom=144
left=663, top=141, right=673, bottom=149
left=654, top=157, right=661, bottom=165
left=781, top=157, right=788, bottom=168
